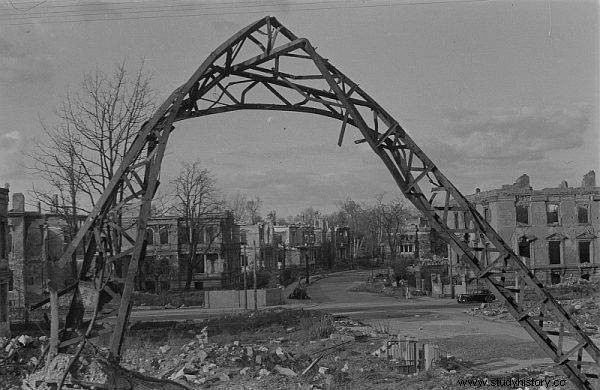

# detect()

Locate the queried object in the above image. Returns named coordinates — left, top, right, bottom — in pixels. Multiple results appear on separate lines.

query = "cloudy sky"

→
left=0, top=0, right=598, bottom=217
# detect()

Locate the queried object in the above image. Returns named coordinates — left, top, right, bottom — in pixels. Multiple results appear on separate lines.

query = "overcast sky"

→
left=0, top=0, right=598, bottom=217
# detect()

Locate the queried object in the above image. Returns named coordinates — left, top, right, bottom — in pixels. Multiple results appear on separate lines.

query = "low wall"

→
left=205, top=288, right=284, bottom=309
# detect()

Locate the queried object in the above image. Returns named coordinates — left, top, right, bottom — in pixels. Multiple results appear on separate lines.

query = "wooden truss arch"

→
left=33, top=16, right=599, bottom=389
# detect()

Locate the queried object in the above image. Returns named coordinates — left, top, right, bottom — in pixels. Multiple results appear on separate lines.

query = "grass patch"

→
left=300, top=311, right=335, bottom=341
left=126, top=308, right=332, bottom=341
left=131, top=290, right=205, bottom=307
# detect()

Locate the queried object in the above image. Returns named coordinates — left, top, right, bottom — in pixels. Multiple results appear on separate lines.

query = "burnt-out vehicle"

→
left=457, top=288, right=496, bottom=303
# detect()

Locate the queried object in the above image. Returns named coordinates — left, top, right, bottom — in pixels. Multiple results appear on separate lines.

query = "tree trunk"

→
left=185, top=252, right=194, bottom=290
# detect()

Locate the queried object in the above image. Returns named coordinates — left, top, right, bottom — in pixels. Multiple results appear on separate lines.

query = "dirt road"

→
left=305, top=270, right=552, bottom=375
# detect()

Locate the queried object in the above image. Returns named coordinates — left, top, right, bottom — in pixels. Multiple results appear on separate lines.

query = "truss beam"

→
left=32, top=16, right=599, bottom=390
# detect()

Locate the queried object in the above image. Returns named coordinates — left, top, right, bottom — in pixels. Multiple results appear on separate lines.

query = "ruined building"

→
left=122, top=210, right=241, bottom=291
left=7, top=193, right=83, bottom=320
left=0, top=185, right=11, bottom=335
left=449, top=171, right=599, bottom=284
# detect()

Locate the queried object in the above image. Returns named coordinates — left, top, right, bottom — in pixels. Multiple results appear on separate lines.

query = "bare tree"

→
left=370, top=194, right=415, bottom=268
left=171, top=160, right=224, bottom=290
left=245, top=197, right=261, bottom=223
left=28, top=61, right=155, bottom=269
left=227, top=192, right=261, bottom=223
left=227, top=192, right=249, bottom=223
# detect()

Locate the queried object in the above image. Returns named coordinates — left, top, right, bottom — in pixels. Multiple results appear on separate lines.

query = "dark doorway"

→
left=550, top=272, right=561, bottom=285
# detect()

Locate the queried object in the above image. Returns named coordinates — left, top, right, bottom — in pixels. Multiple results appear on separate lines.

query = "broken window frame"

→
left=518, top=237, right=531, bottom=259
left=515, top=203, right=529, bottom=225
left=546, top=203, right=559, bottom=225
left=548, top=240, right=562, bottom=265
left=145, top=228, right=154, bottom=245
left=577, top=204, right=589, bottom=225
left=159, top=225, right=169, bottom=245
left=578, top=240, right=591, bottom=264
left=483, top=207, right=490, bottom=222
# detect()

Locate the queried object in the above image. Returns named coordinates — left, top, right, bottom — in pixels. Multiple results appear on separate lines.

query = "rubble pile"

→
left=464, top=302, right=512, bottom=321
left=466, top=289, right=600, bottom=336
left=119, top=316, right=388, bottom=388
left=0, top=335, right=45, bottom=389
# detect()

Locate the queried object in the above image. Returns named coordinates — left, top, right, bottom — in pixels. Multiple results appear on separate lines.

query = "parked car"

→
left=457, top=288, right=496, bottom=303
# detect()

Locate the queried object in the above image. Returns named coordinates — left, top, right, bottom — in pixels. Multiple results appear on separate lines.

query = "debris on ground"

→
left=288, top=285, right=310, bottom=300
left=2, top=308, right=584, bottom=389
left=0, top=335, right=45, bottom=389
left=465, top=280, right=600, bottom=336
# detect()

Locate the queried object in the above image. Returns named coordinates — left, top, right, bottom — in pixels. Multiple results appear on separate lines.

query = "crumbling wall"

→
left=454, top=172, right=600, bottom=285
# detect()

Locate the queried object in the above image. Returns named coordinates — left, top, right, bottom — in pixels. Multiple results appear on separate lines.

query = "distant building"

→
left=6, top=193, right=84, bottom=321
left=330, top=225, right=352, bottom=265
left=449, top=171, right=600, bottom=284
left=239, top=222, right=276, bottom=272
left=273, top=224, right=317, bottom=267
left=380, top=217, right=448, bottom=264
left=0, top=185, right=11, bottom=335
left=122, top=210, right=240, bottom=291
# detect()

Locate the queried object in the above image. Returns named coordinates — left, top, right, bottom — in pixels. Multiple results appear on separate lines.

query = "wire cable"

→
left=2, top=0, right=491, bottom=26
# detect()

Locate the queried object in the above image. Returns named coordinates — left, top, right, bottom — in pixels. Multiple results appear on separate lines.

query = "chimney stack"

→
left=52, top=194, right=59, bottom=213
left=515, top=174, right=530, bottom=189
left=582, top=170, right=596, bottom=188
left=12, top=193, right=24, bottom=213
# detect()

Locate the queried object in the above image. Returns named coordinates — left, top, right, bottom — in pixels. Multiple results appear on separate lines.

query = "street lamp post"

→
left=242, top=242, right=247, bottom=310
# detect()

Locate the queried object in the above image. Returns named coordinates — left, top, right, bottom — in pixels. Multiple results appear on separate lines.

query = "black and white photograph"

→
left=0, top=0, right=598, bottom=389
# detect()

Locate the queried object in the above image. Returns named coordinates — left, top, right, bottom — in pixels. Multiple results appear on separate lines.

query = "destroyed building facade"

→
left=449, top=171, right=599, bottom=284
left=123, top=211, right=241, bottom=291
left=6, top=193, right=84, bottom=320
left=0, top=185, right=11, bottom=335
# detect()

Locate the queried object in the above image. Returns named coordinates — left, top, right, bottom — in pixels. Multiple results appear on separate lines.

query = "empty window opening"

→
left=178, top=226, right=189, bottom=243
left=159, top=226, right=169, bottom=244
left=578, top=241, right=591, bottom=263
left=518, top=239, right=531, bottom=258
left=194, top=227, right=205, bottom=244
left=546, top=203, right=559, bottom=224
left=146, top=228, right=154, bottom=245
left=577, top=205, right=589, bottom=224
left=550, top=272, right=561, bottom=285
left=549, top=241, right=561, bottom=264
left=516, top=204, right=529, bottom=225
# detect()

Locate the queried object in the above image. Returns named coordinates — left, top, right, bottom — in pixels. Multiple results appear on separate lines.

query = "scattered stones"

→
left=341, top=363, right=349, bottom=373
left=196, top=327, right=208, bottom=344
left=318, top=366, right=329, bottom=375
left=17, top=335, right=32, bottom=346
left=258, top=368, right=271, bottom=377
left=274, top=365, right=297, bottom=377
left=329, top=333, right=355, bottom=342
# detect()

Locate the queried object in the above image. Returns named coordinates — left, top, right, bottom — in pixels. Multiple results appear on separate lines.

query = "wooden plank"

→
left=376, top=123, right=398, bottom=147
left=337, top=110, right=349, bottom=147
